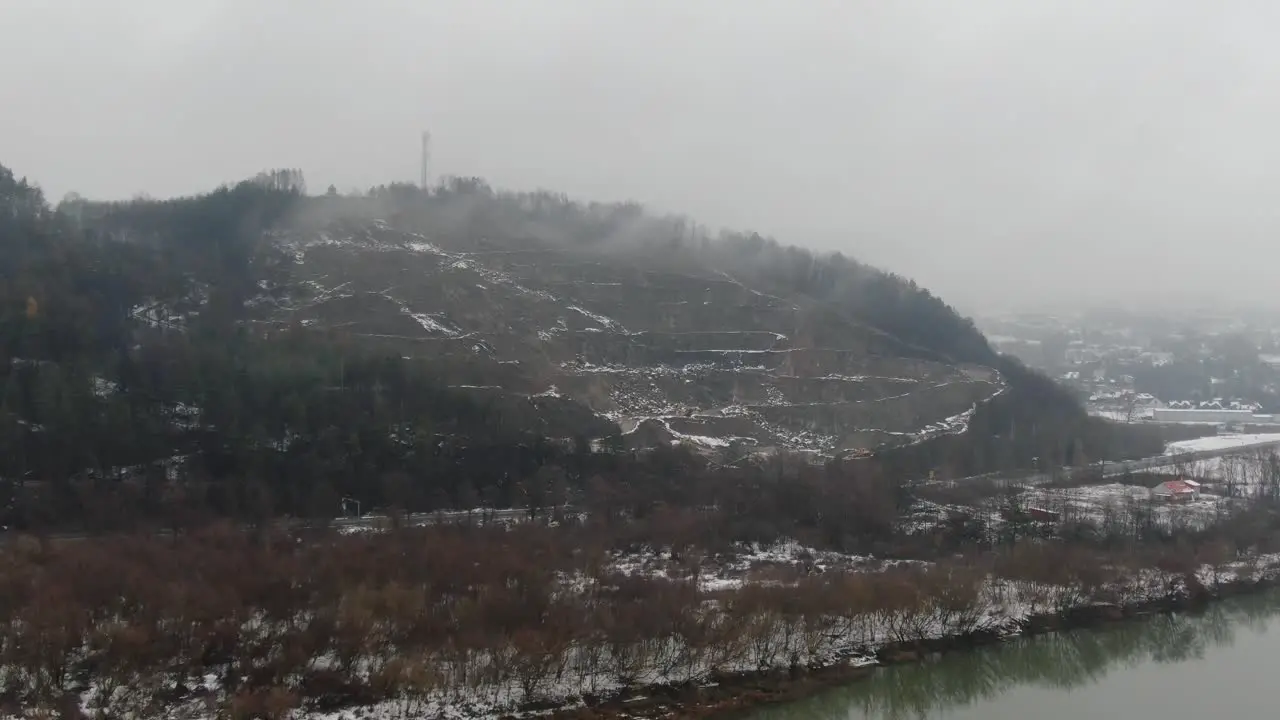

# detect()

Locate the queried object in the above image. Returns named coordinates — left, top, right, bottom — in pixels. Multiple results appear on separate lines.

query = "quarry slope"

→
left=268, top=219, right=1004, bottom=456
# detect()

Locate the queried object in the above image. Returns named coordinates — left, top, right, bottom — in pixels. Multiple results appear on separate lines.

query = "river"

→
left=746, top=590, right=1280, bottom=720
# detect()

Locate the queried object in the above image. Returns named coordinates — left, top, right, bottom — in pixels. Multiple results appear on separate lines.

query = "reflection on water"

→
left=747, top=591, right=1280, bottom=720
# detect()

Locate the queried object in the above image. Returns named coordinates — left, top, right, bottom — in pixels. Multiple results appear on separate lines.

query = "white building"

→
left=1151, top=408, right=1256, bottom=424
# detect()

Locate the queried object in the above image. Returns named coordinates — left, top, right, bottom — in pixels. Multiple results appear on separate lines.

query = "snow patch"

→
left=92, top=376, right=118, bottom=398
left=1166, top=433, right=1280, bottom=454
left=405, top=310, right=459, bottom=336
left=567, top=305, right=624, bottom=331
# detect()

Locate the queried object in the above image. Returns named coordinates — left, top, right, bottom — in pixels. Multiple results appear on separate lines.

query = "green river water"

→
left=745, top=591, right=1280, bottom=720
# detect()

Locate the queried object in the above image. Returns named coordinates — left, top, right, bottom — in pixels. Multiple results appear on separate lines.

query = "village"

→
left=977, top=307, right=1280, bottom=430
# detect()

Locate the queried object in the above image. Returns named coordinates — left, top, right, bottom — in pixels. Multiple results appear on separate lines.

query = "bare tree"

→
left=1222, top=455, right=1241, bottom=498
left=1122, top=391, right=1142, bottom=423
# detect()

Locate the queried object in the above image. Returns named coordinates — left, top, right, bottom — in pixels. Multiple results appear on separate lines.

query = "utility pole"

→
left=420, top=130, right=431, bottom=190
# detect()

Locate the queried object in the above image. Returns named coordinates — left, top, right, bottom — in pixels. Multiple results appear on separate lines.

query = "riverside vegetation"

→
left=6, top=490, right=1280, bottom=719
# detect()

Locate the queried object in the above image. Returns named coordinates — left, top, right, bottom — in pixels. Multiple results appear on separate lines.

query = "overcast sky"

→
left=4, top=1, right=1280, bottom=313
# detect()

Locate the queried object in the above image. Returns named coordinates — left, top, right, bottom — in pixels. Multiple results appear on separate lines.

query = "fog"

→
left=4, top=1, right=1280, bottom=314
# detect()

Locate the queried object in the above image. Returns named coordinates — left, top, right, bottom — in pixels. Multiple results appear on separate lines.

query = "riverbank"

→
left=9, top=522, right=1280, bottom=719
left=534, top=559, right=1280, bottom=720
left=717, top=585, right=1280, bottom=720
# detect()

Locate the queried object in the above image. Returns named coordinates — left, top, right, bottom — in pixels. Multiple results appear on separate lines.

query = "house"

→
left=1151, top=406, right=1268, bottom=424
left=1150, top=479, right=1200, bottom=503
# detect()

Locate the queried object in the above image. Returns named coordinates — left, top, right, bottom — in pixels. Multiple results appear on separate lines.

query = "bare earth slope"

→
left=268, top=219, right=1004, bottom=457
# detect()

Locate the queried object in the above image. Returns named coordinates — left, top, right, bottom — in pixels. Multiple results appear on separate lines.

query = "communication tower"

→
left=420, top=131, right=431, bottom=189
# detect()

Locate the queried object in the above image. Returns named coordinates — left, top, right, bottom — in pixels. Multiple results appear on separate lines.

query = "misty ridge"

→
left=285, top=176, right=911, bottom=292
left=66, top=166, right=999, bottom=364
left=16, top=2, right=1280, bottom=314
left=77, top=166, right=1008, bottom=368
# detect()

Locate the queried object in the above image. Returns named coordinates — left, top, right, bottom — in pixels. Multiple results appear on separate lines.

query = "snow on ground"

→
left=406, top=240, right=444, bottom=254
left=657, top=419, right=756, bottom=450
left=167, top=402, right=202, bottom=430
left=567, top=305, right=624, bottom=332
left=1143, top=452, right=1262, bottom=482
left=279, top=226, right=447, bottom=261
left=1014, top=483, right=1235, bottom=531
left=900, top=498, right=980, bottom=535
left=901, top=386, right=1008, bottom=446
left=1166, top=433, right=1280, bottom=454
left=667, top=432, right=733, bottom=449
left=332, top=508, right=534, bottom=534
left=129, top=300, right=188, bottom=330
left=913, top=404, right=978, bottom=439
left=1137, top=450, right=1280, bottom=497
left=91, top=376, right=118, bottom=398
left=404, top=310, right=460, bottom=336
left=1089, top=407, right=1155, bottom=422
left=606, top=539, right=926, bottom=593
left=913, top=479, right=1241, bottom=535
left=538, top=318, right=569, bottom=342
left=288, top=548, right=1280, bottom=720
left=817, top=373, right=919, bottom=383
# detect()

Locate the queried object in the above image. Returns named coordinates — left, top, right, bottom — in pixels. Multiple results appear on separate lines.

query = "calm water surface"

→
left=746, top=591, right=1280, bottom=720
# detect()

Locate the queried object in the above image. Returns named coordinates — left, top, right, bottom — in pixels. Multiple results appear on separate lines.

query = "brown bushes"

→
left=0, top=517, right=1270, bottom=716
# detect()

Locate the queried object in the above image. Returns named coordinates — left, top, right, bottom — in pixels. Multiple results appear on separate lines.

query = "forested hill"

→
left=0, top=164, right=1167, bottom=532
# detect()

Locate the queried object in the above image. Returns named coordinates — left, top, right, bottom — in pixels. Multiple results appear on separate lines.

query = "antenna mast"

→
left=420, top=130, right=431, bottom=190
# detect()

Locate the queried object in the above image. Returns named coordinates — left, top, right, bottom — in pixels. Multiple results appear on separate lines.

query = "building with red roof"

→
left=1150, top=479, right=1200, bottom=502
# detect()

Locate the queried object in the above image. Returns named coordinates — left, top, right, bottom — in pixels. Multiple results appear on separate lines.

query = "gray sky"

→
left=4, top=1, right=1280, bottom=313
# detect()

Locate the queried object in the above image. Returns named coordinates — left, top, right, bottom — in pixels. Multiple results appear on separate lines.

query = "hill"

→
left=268, top=205, right=1002, bottom=457
left=0, top=165, right=1172, bottom=531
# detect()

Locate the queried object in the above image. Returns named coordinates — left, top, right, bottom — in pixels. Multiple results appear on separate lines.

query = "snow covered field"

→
left=1166, top=433, right=1280, bottom=454
left=1112, top=434, right=1280, bottom=495
left=1088, top=407, right=1156, bottom=423
left=1014, top=483, right=1233, bottom=530
left=605, top=539, right=929, bottom=592
left=1156, top=453, right=1272, bottom=483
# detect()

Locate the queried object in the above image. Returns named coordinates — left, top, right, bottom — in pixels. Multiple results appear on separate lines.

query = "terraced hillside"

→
left=268, top=218, right=1004, bottom=456
left=0, top=164, right=1167, bottom=535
